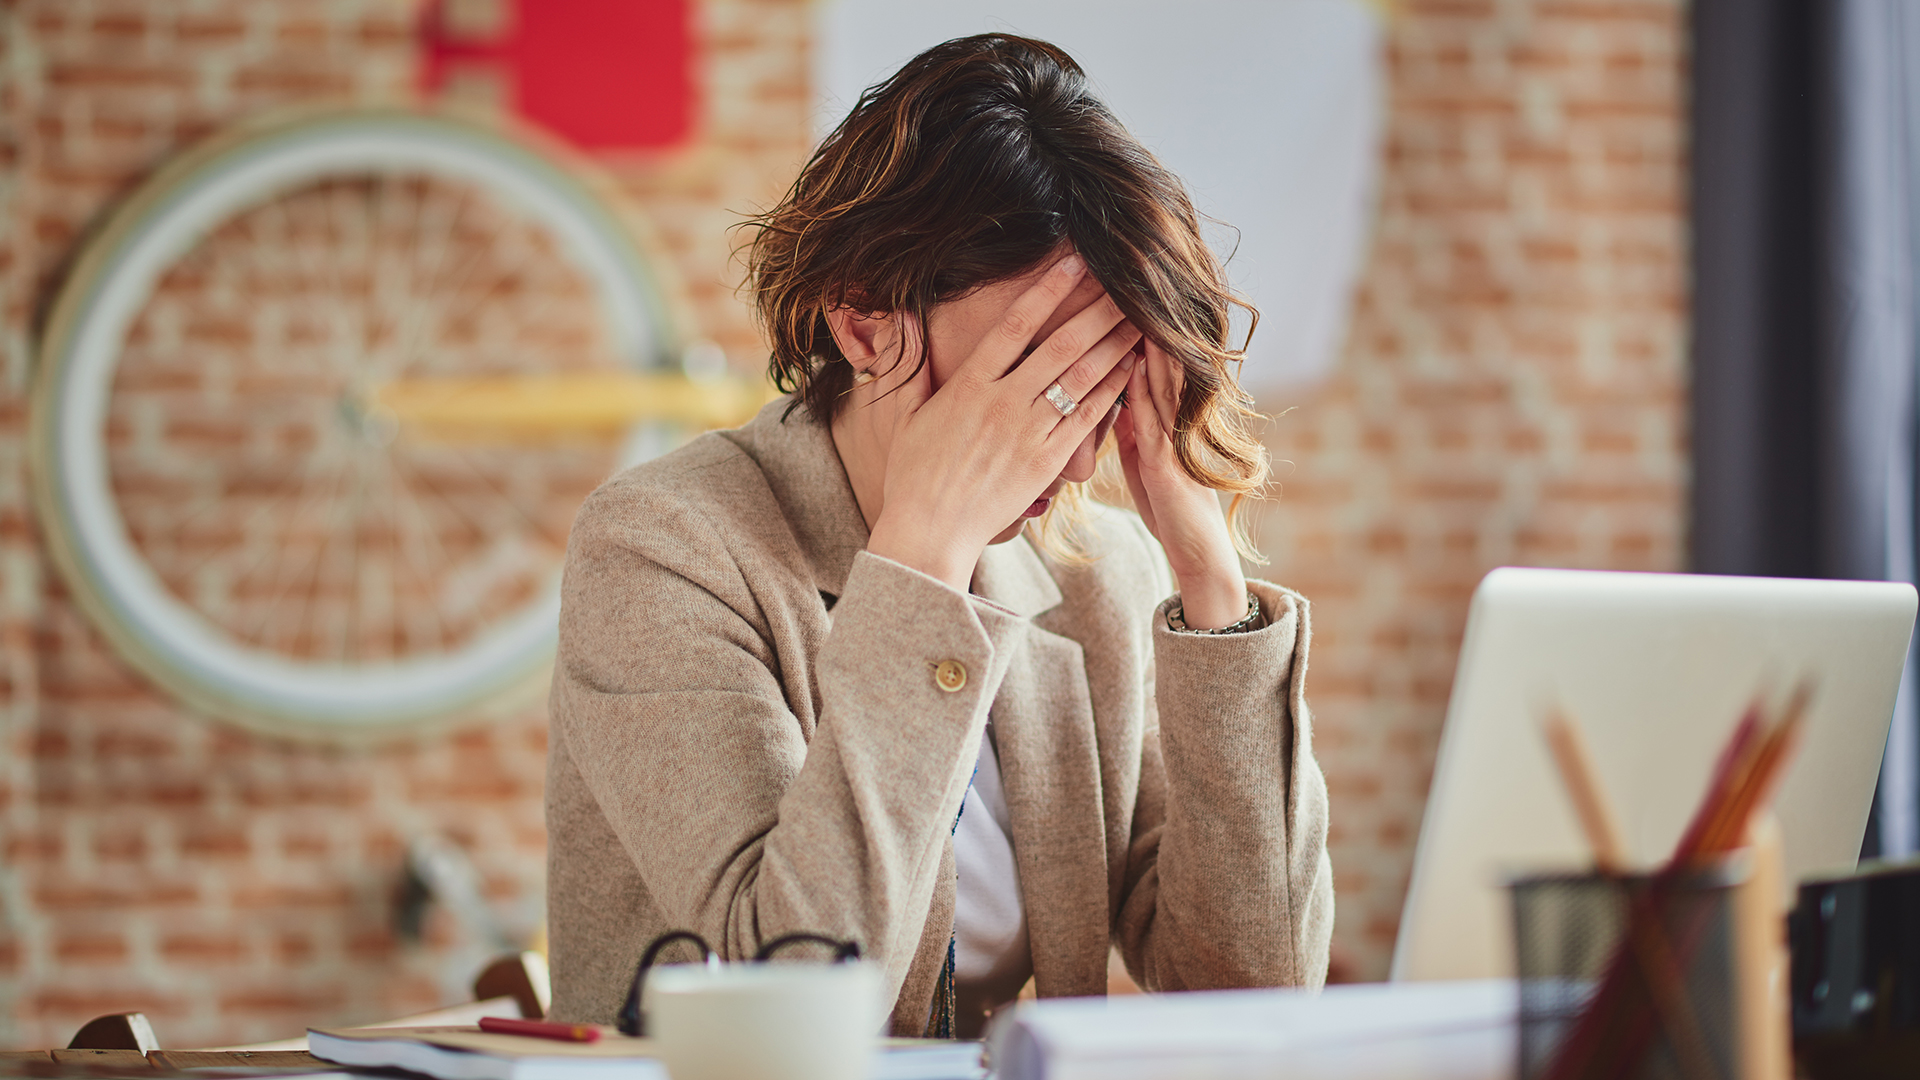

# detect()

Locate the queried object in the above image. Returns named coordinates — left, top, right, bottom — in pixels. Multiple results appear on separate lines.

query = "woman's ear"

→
left=823, top=307, right=898, bottom=371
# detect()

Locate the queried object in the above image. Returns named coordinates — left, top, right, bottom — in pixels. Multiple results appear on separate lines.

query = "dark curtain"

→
left=1691, top=0, right=1920, bottom=858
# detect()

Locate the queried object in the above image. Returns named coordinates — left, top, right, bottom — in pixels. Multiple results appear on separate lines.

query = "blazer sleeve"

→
left=1112, top=550, right=1335, bottom=991
left=551, top=488, right=1025, bottom=1011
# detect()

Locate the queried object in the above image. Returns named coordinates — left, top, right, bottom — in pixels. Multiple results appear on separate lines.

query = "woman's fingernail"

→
left=1059, top=254, right=1085, bottom=277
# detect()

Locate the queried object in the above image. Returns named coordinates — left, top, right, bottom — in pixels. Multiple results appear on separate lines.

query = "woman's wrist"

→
left=1169, top=561, right=1248, bottom=630
left=866, top=513, right=978, bottom=592
left=1163, top=515, right=1246, bottom=629
left=1172, top=579, right=1250, bottom=631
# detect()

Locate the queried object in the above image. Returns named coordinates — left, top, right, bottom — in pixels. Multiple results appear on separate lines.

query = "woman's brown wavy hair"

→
left=740, top=33, right=1269, bottom=559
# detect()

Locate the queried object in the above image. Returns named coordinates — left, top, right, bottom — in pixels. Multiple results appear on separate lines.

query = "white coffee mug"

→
left=645, top=960, right=883, bottom=1080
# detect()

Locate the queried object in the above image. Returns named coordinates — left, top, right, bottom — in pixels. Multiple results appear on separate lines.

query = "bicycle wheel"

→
left=32, top=105, right=698, bottom=740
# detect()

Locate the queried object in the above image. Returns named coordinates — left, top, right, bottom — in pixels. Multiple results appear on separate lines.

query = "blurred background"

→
left=0, top=0, right=1906, bottom=1054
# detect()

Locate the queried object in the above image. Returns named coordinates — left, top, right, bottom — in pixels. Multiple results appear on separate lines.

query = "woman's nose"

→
left=1061, top=430, right=1100, bottom=483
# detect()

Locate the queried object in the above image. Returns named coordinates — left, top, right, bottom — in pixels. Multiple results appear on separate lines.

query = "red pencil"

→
left=1669, top=700, right=1763, bottom=864
left=478, top=1016, right=602, bottom=1043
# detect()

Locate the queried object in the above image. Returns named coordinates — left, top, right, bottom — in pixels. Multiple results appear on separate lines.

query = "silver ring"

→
left=1044, top=382, right=1078, bottom=418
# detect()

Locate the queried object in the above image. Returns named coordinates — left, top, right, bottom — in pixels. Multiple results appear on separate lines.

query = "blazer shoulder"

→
left=570, top=433, right=770, bottom=546
left=563, top=436, right=803, bottom=602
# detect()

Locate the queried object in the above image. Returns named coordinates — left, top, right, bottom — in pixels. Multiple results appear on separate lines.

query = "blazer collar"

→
left=724, top=400, right=869, bottom=599
left=724, top=397, right=1066, bottom=620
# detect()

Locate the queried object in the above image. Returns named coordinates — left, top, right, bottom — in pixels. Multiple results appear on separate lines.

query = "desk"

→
left=0, top=1050, right=331, bottom=1076
left=0, top=998, right=521, bottom=1075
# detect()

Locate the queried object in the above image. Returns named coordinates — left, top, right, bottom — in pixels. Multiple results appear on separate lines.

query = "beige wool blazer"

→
left=546, top=401, right=1334, bottom=1036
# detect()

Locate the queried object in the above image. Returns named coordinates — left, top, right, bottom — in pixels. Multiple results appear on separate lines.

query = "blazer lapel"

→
left=973, top=540, right=1111, bottom=997
left=720, top=401, right=869, bottom=601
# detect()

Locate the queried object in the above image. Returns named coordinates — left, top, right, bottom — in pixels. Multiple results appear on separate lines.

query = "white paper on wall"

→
left=814, top=0, right=1385, bottom=394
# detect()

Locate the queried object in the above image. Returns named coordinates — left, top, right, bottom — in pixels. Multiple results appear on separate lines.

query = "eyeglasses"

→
left=617, top=930, right=864, bottom=1036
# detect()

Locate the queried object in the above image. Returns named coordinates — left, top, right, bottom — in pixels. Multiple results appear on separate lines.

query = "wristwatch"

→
left=1166, top=591, right=1264, bottom=634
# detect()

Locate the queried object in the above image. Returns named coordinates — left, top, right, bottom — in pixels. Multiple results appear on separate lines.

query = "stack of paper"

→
left=985, top=979, right=1518, bottom=1080
left=309, top=1025, right=983, bottom=1080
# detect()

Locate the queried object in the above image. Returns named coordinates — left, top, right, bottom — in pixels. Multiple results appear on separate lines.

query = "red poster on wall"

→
left=420, top=0, right=695, bottom=152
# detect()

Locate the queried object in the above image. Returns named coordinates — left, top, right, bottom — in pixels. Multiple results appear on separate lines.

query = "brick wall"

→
left=0, top=0, right=1684, bottom=1048
left=1256, top=0, right=1686, bottom=979
left=0, top=0, right=810, bottom=1049
left=1, top=0, right=39, bottom=1044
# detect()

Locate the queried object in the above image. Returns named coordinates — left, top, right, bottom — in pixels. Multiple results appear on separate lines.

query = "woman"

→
left=546, top=34, right=1332, bottom=1038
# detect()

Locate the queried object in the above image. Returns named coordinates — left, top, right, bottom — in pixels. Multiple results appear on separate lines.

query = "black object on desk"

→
left=1790, top=859, right=1920, bottom=1079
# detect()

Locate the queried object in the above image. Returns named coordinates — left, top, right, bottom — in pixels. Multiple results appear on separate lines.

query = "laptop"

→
left=1390, top=567, right=1917, bottom=982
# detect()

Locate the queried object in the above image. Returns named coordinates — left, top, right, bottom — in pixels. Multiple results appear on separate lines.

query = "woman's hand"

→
left=864, top=256, right=1141, bottom=590
left=1115, top=341, right=1248, bottom=629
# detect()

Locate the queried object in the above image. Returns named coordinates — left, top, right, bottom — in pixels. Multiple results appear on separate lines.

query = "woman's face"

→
left=919, top=261, right=1126, bottom=544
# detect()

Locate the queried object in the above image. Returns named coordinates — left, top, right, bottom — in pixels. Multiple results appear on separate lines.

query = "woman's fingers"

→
left=1126, top=347, right=1165, bottom=446
left=1030, top=319, right=1142, bottom=424
left=1114, top=382, right=1159, bottom=537
left=1044, top=341, right=1135, bottom=452
left=1144, top=340, right=1183, bottom=434
left=955, top=254, right=1090, bottom=384
left=1007, top=291, right=1129, bottom=397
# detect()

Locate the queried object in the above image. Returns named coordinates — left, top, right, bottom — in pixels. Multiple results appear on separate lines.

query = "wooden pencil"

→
left=1670, top=702, right=1765, bottom=865
left=1697, top=683, right=1809, bottom=855
left=1542, top=708, right=1630, bottom=873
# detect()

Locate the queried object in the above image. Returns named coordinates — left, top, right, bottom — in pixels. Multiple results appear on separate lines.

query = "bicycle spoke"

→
left=371, top=446, right=436, bottom=656
left=329, top=180, right=379, bottom=382
left=444, top=443, right=572, bottom=550
left=371, top=175, right=472, bottom=385
left=387, top=218, right=527, bottom=381
left=284, top=449, right=369, bottom=659
left=167, top=435, right=347, bottom=591
left=276, top=187, right=361, bottom=385
left=240, top=448, right=353, bottom=650
left=381, top=451, right=459, bottom=653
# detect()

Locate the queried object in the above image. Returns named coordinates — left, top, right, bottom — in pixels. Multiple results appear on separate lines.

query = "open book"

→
left=309, top=1024, right=983, bottom=1080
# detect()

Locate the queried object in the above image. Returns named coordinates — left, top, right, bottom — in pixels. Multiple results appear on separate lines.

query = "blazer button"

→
left=933, top=659, right=967, bottom=693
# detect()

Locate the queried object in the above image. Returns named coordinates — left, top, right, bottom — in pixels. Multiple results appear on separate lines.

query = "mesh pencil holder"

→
left=1509, top=861, right=1747, bottom=1080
